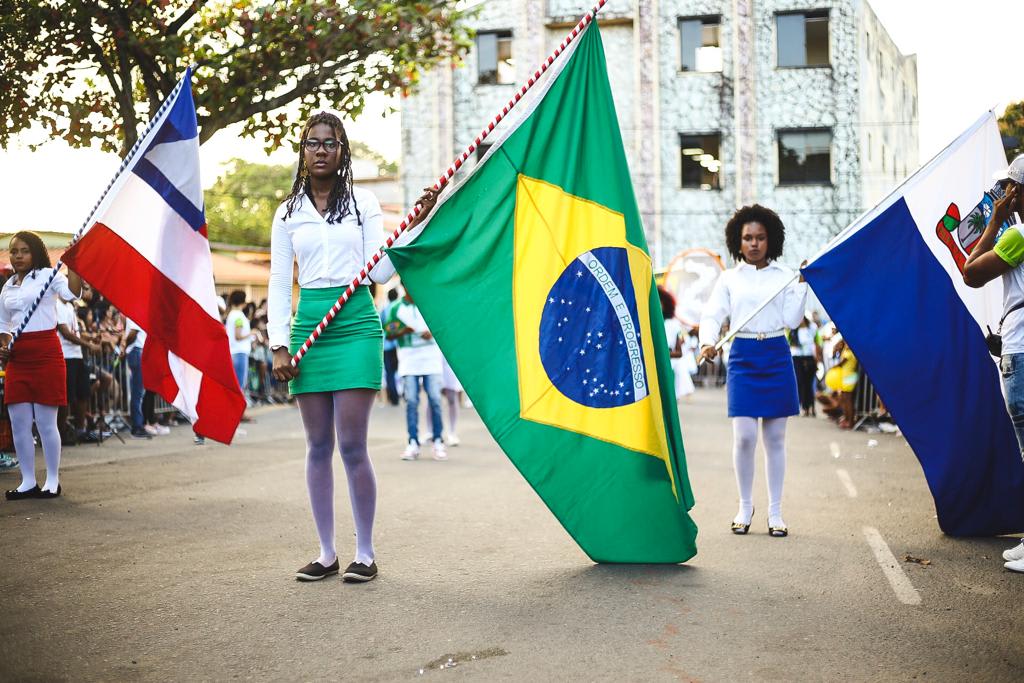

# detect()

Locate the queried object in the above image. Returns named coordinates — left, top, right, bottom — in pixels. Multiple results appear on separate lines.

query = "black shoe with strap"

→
left=37, top=484, right=62, bottom=499
left=5, top=485, right=41, bottom=501
left=295, top=558, right=340, bottom=582
left=342, top=561, right=378, bottom=582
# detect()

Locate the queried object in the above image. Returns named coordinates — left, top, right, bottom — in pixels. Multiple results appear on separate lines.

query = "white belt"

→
left=733, top=330, right=786, bottom=340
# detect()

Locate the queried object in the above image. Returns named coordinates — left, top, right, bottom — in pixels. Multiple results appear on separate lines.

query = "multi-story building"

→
left=401, top=0, right=918, bottom=268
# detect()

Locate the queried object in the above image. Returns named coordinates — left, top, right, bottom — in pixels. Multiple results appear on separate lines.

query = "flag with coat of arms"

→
left=387, top=22, right=698, bottom=563
left=62, top=68, right=245, bottom=444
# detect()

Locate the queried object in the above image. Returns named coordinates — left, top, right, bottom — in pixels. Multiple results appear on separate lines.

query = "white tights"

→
left=732, top=416, right=788, bottom=527
left=9, top=403, right=61, bottom=493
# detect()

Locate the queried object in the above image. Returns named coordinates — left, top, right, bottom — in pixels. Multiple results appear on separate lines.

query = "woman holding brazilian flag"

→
left=286, top=1, right=698, bottom=564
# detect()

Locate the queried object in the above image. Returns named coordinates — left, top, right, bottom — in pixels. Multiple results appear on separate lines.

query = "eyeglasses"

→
left=302, top=138, right=340, bottom=152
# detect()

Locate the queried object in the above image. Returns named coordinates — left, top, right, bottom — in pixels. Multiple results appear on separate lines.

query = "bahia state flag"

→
left=62, top=68, right=245, bottom=444
left=388, top=22, right=697, bottom=562
left=803, top=112, right=1024, bottom=536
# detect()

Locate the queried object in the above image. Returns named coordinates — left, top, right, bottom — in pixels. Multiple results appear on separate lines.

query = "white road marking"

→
left=836, top=468, right=858, bottom=497
left=862, top=526, right=922, bottom=605
left=829, top=441, right=841, bottom=459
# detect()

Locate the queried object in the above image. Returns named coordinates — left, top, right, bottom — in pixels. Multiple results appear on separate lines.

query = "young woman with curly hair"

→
left=698, top=205, right=807, bottom=537
left=0, top=231, right=83, bottom=499
left=268, top=111, right=438, bottom=583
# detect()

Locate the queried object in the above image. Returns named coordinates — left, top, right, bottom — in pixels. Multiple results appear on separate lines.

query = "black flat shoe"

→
left=342, top=561, right=378, bottom=582
left=295, top=559, right=339, bottom=581
left=768, top=520, right=789, bottom=538
left=37, top=485, right=61, bottom=499
left=731, top=507, right=753, bottom=535
left=5, top=485, right=41, bottom=501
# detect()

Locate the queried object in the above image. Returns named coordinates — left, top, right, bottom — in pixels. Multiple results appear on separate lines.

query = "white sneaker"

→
left=447, top=433, right=460, bottom=447
left=401, top=442, right=420, bottom=461
left=1003, top=541, right=1024, bottom=562
left=432, top=439, right=448, bottom=461
left=1005, top=557, right=1024, bottom=573
left=144, top=424, right=159, bottom=436
left=155, top=424, right=171, bottom=436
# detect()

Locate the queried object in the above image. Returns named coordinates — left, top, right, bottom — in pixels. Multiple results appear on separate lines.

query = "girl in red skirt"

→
left=0, top=232, right=83, bottom=500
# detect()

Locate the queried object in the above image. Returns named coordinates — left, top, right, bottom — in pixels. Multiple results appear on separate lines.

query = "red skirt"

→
left=4, top=329, right=67, bottom=406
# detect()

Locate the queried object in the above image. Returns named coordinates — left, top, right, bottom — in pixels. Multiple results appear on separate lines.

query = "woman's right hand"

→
left=0, top=345, right=9, bottom=364
left=698, top=345, right=717, bottom=364
left=272, top=347, right=299, bottom=381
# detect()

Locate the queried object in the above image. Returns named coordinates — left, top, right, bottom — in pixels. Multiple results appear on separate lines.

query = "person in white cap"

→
left=962, top=153, right=1024, bottom=574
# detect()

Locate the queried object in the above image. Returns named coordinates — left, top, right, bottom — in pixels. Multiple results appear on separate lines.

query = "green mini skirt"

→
left=289, top=286, right=383, bottom=395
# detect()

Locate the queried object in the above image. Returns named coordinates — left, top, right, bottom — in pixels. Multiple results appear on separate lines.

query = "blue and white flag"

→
left=803, top=112, right=1024, bottom=536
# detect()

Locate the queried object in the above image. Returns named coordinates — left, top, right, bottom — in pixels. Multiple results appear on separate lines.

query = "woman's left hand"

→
left=798, top=259, right=809, bottom=283
left=408, top=187, right=441, bottom=229
left=0, top=345, right=9, bottom=364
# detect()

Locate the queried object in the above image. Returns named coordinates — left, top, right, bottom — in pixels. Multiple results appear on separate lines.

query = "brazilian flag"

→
left=388, top=21, right=697, bottom=563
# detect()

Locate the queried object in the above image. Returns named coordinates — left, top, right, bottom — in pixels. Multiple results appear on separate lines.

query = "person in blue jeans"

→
left=225, top=290, right=253, bottom=405
left=962, top=155, right=1024, bottom=573
left=124, top=318, right=149, bottom=439
left=394, top=290, right=446, bottom=461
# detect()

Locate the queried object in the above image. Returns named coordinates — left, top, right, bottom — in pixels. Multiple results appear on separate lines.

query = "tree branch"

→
left=198, top=60, right=355, bottom=143
left=167, top=0, right=206, bottom=36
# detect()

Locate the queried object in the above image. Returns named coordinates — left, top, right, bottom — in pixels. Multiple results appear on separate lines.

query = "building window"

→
left=477, top=30, right=514, bottom=85
left=776, top=11, right=829, bottom=67
left=778, top=129, right=832, bottom=185
left=866, top=31, right=871, bottom=58
left=867, top=133, right=872, bottom=161
left=679, top=16, right=722, bottom=72
left=680, top=133, right=721, bottom=190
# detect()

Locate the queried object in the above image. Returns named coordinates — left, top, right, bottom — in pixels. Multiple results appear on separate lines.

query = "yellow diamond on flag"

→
left=512, top=174, right=672, bottom=480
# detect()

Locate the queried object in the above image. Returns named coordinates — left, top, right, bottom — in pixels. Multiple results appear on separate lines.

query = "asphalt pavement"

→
left=1, top=389, right=1022, bottom=681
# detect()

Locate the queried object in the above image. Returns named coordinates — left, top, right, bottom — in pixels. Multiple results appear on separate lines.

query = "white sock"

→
left=762, top=417, right=788, bottom=527
left=732, top=417, right=757, bottom=524
left=34, top=404, right=61, bottom=492
left=8, top=403, right=37, bottom=491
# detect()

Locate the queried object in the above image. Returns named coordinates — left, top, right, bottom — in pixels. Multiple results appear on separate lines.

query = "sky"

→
left=2, top=0, right=1022, bottom=234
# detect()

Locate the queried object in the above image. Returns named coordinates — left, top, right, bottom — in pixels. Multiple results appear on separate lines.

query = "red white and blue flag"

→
left=63, top=68, right=245, bottom=443
left=804, top=113, right=1024, bottom=535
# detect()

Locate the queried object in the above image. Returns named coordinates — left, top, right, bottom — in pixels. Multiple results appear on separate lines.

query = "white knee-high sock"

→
left=8, top=403, right=37, bottom=491
left=732, top=417, right=758, bottom=523
left=34, top=404, right=61, bottom=492
left=762, top=417, right=788, bottom=526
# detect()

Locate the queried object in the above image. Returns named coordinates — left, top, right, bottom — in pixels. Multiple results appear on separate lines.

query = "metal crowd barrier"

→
left=81, top=348, right=183, bottom=443
left=852, top=372, right=883, bottom=431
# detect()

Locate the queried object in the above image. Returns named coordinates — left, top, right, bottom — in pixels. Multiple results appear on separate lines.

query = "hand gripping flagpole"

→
left=6, top=74, right=189, bottom=353
left=290, top=0, right=610, bottom=367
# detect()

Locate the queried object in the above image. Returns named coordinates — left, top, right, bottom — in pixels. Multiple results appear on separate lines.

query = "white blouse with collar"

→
left=0, top=268, right=78, bottom=335
left=267, top=187, right=395, bottom=348
left=698, top=261, right=808, bottom=348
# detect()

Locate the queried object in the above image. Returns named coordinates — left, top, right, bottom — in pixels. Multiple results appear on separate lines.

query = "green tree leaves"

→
left=1, top=0, right=473, bottom=155
left=204, top=158, right=294, bottom=247
left=999, top=101, right=1024, bottom=159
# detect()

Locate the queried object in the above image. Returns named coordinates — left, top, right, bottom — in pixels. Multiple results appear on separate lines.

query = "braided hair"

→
left=284, top=111, right=360, bottom=224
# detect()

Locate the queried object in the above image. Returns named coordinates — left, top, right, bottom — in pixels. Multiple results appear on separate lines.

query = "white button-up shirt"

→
left=267, top=187, right=395, bottom=348
left=698, top=262, right=807, bottom=348
left=0, top=268, right=78, bottom=336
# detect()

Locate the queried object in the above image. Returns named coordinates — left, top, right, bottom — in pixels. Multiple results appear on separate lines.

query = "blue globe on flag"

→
left=538, top=246, right=649, bottom=408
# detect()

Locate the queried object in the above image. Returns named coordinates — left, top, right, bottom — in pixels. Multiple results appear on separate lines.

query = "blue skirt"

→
left=726, top=336, right=800, bottom=418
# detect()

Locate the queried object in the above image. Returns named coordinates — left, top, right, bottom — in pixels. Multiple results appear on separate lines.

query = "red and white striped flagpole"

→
left=291, top=0, right=610, bottom=367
